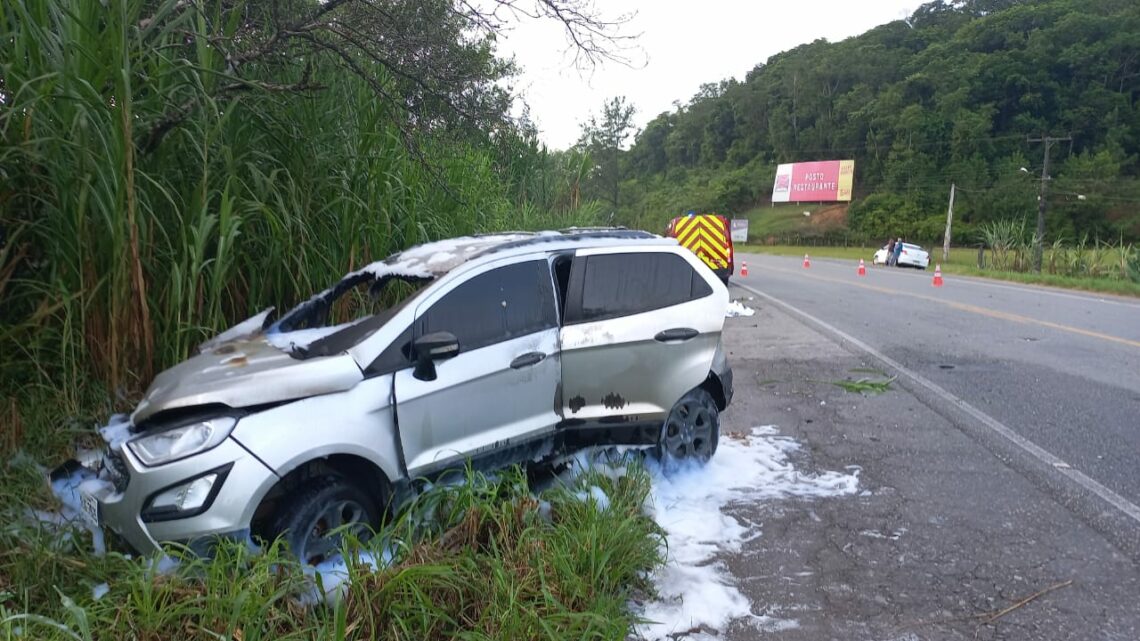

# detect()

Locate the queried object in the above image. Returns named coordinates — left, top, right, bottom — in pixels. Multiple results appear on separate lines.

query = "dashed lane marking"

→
left=755, top=263, right=1140, bottom=350
left=733, top=281, right=1140, bottom=527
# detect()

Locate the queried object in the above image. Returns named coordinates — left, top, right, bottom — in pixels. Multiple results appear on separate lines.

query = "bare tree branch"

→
left=137, top=0, right=635, bottom=155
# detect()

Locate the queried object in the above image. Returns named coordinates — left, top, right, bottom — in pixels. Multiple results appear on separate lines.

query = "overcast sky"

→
left=496, top=0, right=918, bottom=150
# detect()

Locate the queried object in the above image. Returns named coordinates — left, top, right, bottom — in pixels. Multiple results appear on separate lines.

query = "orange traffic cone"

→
left=932, top=264, right=943, bottom=287
left=740, top=261, right=749, bottom=277
left=857, top=259, right=866, bottom=276
left=803, top=254, right=811, bottom=268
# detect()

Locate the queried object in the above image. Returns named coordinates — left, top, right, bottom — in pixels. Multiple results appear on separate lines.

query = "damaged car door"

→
left=393, top=258, right=561, bottom=475
left=560, top=247, right=722, bottom=426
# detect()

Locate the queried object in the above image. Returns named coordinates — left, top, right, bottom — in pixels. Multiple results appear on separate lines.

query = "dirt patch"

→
left=808, top=204, right=848, bottom=232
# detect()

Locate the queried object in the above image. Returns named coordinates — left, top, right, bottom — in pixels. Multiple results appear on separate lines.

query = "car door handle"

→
left=510, top=351, right=547, bottom=369
left=655, top=328, right=699, bottom=342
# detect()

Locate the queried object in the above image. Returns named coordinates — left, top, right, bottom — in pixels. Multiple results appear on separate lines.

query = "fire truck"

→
left=664, top=211, right=735, bottom=284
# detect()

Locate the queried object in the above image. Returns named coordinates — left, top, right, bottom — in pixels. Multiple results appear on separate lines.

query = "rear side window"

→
left=417, top=260, right=557, bottom=351
left=569, top=252, right=711, bottom=323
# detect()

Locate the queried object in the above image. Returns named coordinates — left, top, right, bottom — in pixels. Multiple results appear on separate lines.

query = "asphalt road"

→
left=712, top=277, right=1140, bottom=640
left=734, top=252, right=1140, bottom=518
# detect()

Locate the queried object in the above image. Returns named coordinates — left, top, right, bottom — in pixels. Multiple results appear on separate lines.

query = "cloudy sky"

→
left=496, top=0, right=918, bottom=150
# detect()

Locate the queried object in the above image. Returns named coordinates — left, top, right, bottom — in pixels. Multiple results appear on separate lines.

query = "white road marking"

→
left=733, top=281, right=1140, bottom=527
left=748, top=253, right=1140, bottom=308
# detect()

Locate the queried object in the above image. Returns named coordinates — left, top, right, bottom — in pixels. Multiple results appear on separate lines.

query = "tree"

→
left=84, top=0, right=635, bottom=156
left=577, top=96, right=637, bottom=207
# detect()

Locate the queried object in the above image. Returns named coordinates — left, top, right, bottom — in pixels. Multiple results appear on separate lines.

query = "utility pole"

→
left=942, top=183, right=955, bottom=262
left=1027, top=135, right=1070, bottom=273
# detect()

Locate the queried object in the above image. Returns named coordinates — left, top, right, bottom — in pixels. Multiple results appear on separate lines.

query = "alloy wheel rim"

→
left=299, top=498, right=368, bottom=565
left=663, top=400, right=714, bottom=460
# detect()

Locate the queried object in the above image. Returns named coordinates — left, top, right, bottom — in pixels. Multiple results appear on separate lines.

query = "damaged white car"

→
left=52, top=229, right=734, bottom=564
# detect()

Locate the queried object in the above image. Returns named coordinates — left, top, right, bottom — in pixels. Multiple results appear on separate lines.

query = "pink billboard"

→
left=771, top=160, right=855, bottom=202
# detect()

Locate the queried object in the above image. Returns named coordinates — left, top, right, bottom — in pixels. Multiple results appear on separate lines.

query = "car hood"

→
left=131, top=337, right=363, bottom=424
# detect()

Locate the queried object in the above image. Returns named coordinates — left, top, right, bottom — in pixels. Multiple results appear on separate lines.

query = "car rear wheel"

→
left=658, top=388, right=719, bottom=463
left=265, top=475, right=383, bottom=565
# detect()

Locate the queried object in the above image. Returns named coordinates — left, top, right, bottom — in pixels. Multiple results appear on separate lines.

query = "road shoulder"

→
left=715, top=292, right=1140, bottom=640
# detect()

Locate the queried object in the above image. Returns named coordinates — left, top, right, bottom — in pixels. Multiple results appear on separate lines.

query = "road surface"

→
left=737, top=252, right=1140, bottom=517
left=705, top=253, right=1140, bottom=640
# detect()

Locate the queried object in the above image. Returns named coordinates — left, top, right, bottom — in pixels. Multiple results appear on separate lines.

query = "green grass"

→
left=729, top=201, right=857, bottom=239
left=0, top=462, right=662, bottom=641
left=825, top=376, right=897, bottom=395
left=0, top=0, right=604, bottom=458
left=740, top=245, right=1140, bottom=298
left=736, top=204, right=831, bottom=238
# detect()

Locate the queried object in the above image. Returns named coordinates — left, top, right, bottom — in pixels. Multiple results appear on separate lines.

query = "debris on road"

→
left=726, top=300, right=756, bottom=317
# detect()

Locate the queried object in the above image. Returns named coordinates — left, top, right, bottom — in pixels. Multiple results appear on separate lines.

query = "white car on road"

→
left=873, top=243, right=931, bottom=269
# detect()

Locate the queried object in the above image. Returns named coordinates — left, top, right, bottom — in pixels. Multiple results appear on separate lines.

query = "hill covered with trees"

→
left=598, top=0, right=1140, bottom=244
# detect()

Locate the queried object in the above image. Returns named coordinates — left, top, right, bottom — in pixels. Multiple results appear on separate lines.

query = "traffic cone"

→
left=803, top=254, right=811, bottom=268
left=740, top=261, right=749, bottom=277
left=932, top=264, right=943, bottom=287
left=857, top=259, right=866, bottom=276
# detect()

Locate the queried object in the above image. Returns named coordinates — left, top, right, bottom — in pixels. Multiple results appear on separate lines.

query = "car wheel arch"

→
left=700, top=371, right=729, bottom=411
left=249, top=452, right=396, bottom=543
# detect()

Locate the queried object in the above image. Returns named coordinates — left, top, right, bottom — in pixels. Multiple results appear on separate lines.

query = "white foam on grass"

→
left=573, top=485, right=611, bottom=511
left=635, top=425, right=859, bottom=639
left=725, top=300, right=755, bottom=317
left=91, top=583, right=109, bottom=600
left=300, top=547, right=397, bottom=606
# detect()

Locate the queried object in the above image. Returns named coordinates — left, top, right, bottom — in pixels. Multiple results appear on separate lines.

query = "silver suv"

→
left=52, top=230, right=733, bottom=564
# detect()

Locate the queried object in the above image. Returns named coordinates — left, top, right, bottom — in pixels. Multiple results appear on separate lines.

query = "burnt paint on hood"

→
left=131, top=337, right=362, bottom=425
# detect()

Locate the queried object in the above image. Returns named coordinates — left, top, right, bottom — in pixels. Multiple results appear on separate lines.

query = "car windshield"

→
left=267, top=272, right=430, bottom=359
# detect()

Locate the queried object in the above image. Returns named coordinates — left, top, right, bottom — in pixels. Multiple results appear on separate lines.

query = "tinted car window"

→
left=574, top=252, right=707, bottom=323
left=417, top=260, right=557, bottom=352
left=365, top=325, right=412, bottom=376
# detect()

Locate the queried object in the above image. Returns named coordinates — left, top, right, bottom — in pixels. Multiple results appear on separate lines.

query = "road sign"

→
left=730, top=219, right=749, bottom=243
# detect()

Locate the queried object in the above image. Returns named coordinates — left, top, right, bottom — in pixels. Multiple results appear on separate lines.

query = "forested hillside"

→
left=608, top=0, right=1140, bottom=243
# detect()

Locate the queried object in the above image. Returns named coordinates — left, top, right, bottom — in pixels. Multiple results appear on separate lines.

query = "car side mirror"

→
left=412, top=331, right=460, bottom=381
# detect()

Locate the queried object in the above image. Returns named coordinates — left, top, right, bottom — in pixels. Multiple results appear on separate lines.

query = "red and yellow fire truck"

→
left=664, top=212, right=735, bottom=284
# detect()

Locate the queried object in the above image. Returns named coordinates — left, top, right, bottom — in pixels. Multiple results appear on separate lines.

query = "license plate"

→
left=80, top=491, right=101, bottom=528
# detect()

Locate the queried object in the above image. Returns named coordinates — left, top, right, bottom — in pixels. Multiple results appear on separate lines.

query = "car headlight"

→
left=127, top=417, right=237, bottom=466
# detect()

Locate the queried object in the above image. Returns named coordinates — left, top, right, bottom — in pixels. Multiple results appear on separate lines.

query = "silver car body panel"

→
left=197, top=307, right=275, bottom=353
left=131, top=339, right=362, bottom=424
left=92, top=437, right=275, bottom=554
left=396, top=329, right=560, bottom=475
left=394, top=253, right=561, bottom=475
left=560, top=245, right=727, bottom=422
left=229, top=374, right=403, bottom=484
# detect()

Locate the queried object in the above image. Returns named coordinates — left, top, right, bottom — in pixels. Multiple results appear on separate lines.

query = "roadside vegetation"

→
left=0, top=0, right=613, bottom=450
left=579, top=0, right=1140, bottom=262
left=0, top=0, right=665, bottom=635
left=741, top=240, right=1140, bottom=298
left=0, top=462, right=661, bottom=641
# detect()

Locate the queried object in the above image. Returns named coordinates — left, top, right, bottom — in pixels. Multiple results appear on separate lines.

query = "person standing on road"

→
left=886, top=238, right=896, bottom=265
left=891, top=237, right=904, bottom=266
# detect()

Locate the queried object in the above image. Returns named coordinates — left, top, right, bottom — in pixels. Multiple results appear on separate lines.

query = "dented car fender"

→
left=229, top=374, right=404, bottom=486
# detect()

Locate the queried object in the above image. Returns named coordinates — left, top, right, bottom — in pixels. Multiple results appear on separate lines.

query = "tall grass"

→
left=0, top=0, right=602, bottom=451
left=0, top=462, right=662, bottom=640
left=977, top=221, right=1138, bottom=282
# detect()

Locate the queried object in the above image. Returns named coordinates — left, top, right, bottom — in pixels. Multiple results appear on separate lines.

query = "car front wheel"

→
left=658, top=388, right=720, bottom=463
left=265, top=475, right=383, bottom=565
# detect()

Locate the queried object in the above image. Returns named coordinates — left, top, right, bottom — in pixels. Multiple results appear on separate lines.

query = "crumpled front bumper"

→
left=49, top=437, right=277, bottom=556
